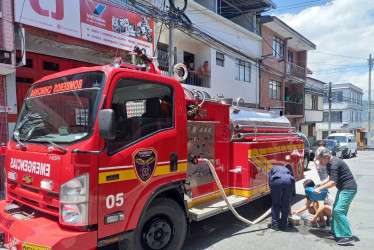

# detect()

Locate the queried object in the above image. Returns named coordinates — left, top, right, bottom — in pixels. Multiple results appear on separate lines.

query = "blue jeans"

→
left=331, top=188, right=357, bottom=238
left=270, top=177, right=295, bottom=228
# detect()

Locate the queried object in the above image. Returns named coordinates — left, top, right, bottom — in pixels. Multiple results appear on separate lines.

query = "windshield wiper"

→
left=44, top=138, right=68, bottom=153
left=13, top=133, right=27, bottom=150
left=32, top=136, right=68, bottom=153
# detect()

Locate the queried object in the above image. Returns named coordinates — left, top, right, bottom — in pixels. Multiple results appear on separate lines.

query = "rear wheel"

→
left=119, top=198, right=187, bottom=250
left=353, top=150, right=357, bottom=157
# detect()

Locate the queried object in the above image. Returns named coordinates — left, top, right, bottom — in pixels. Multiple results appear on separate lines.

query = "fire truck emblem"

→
left=133, top=149, right=157, bottom=183
left=22, top=174, right=34, bottom=184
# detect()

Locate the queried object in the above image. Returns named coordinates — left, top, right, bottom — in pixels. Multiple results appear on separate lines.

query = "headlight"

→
left=61, top=203, right=88, bottom=225
left=60, top=174, right=89, bottom=203
left=60, top=174, right=89, bottom=226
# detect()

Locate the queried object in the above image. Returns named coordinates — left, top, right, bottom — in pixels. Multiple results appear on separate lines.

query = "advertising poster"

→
left=80, top=0, right=155, bottom=55
left=14, top=0, right=81, bottom=38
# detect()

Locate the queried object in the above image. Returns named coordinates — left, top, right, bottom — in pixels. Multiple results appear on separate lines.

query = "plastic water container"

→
left=305, top=187, right=328, bottom=201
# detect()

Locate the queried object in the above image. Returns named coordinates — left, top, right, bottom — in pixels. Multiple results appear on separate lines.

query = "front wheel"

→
left=120, top=198, right=187, bottom=250
left=347, top=150, right=351, bottom=158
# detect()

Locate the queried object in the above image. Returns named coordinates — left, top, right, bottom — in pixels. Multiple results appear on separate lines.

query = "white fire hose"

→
left=201, top=158, right=272, bottom=225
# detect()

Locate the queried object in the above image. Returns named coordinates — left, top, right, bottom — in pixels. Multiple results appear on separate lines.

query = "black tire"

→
left=304, top=156, right=309, bottom=170
left=353, top=150, right=357, bottom=157
left=119, top=198, right=187, bottom=250
left=347, top=150, right=351, bottom=159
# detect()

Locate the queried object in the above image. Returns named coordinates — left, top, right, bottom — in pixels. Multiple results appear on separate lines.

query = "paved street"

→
left=182, top=150, right=374, bottom=250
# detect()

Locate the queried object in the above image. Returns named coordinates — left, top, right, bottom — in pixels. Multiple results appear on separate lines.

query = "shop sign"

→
left=14, top=0, right=154, bottom=55
left=81, top=0, right=154, bottom=55
left=14, top=0, right=81, bottom=38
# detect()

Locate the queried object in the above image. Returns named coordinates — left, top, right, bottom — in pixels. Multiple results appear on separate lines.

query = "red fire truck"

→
left=0, top=49, right=304, bottom=250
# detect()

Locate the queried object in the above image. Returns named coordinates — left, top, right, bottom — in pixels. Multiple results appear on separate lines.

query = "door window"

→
left=108, top=78, right=174, bottom=154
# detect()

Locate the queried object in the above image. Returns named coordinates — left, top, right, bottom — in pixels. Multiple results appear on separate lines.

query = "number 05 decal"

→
left=106, top=193, right=124, bottom=209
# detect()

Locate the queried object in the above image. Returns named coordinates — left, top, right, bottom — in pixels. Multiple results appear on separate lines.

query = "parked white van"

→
left=326, top=133, right=357, bottom=158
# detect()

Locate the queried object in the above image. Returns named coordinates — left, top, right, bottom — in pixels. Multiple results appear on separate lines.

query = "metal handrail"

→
left=235, top=124, right=295, bottom=131
left=236, top=132, right=297, bottom=139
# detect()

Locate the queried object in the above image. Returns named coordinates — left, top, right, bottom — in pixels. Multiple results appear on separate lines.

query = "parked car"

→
left=310, top=139, right=344, bottom=160
left=297, top=132, right=310, bottom=170
left=326, top=133, right=357, bottom=158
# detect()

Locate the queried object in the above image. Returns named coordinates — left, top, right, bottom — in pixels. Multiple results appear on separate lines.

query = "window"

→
left=312, top=95, right=318, bottom=110
left=216, top=52, right=224, bottom=67
left=273, top=36, right=285, bottom=59
left=157, top=42, right=169, bottom=69
left=269, top=80, right=281, bottom=100
left=323, top=111, right=342, bottom=122
left=235, top=59, right=251, bottom=82
left=108, top=79, right=174, bottom=153
left=332, top=91, right=343, bottom=103
left=43, top=61, right=60, bottom=72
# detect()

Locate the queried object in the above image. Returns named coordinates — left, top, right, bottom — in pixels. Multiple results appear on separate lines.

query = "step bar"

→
left=188, top=195, right=249, bottom=221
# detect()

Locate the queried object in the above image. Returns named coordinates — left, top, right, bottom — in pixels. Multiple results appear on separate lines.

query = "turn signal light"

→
left=8, top=171, right=17, bottom=181
left=40, top=179, right=53, bottom=191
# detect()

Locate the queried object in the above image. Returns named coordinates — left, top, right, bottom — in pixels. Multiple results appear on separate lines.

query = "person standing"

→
left=314, top=140, right=328, bottom=181
left=187, top=62, right=196, bottom=85
left=268, top=165, right=295, bottom=231
left=196, top=61, right=210, bottom=86
left=313, top=147, right=358, bottom=245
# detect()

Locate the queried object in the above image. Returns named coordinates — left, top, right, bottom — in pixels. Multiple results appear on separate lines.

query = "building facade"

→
left=259, top=16, right=316, bottom=128
left=0, top=0, right=16, bottom=192
left=316, top=83, right=364, bottom=139
left=159, top=0, right=276, bottom=107
left=300, top=77, right=326, bottom=144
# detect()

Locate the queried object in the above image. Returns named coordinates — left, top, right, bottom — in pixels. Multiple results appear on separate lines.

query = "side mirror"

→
left=348, top=139, right=352, bottom=142
left=98, top=109, right=116, bottom=140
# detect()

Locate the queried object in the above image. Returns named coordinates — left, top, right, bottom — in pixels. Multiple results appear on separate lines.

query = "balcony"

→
left=159, top=66, right=211, bottom=88
left=287, top=62, right=306, bottom=80
left=284, top=101, right=304, bottom=116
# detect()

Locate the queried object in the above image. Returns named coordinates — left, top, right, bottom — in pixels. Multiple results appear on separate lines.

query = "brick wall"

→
left=261, top=26, right=285, bottom=73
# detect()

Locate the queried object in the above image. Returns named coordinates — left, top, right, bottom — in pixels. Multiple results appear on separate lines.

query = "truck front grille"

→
left=0, top=213, right=14, bottom=230
left=21, top=197, right=40, bottom=206
left=21, top=184, right=40, bottom=194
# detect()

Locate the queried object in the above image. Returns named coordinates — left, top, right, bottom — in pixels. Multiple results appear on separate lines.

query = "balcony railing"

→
left=284, top=102, right=303, bottom=116
left=287, top=62, right=306, bottom=79
left=159, top=66, right=211, bottom=88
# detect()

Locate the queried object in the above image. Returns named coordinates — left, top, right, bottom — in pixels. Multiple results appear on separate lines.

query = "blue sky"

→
left=268, top=0, right=332, bottom=15
left=266, top=0, right=374, bottom=100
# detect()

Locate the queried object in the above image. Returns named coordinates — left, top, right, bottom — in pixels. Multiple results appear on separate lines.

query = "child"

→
left=292, top=179, right=333, bottom=228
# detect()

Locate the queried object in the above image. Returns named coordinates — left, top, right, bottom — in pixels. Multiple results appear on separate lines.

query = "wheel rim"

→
left=142, top=217, right=173, bottom=249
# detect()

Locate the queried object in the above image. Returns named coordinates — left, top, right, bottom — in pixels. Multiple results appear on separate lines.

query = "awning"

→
left=360, top=128, right=368, bottom=133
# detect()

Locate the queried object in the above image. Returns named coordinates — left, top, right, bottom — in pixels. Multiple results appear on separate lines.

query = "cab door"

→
left=97, top=72, right=187, bottom=239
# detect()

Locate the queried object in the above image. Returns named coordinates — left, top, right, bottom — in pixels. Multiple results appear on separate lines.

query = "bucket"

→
left=288, top=214, right=300, bottom=225
left=305, top=187, right=328, bottom=201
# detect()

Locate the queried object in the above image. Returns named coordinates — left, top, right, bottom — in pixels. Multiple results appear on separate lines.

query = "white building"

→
left=316, top=83, right=363, bottom=139
left=155, top=0, right=276, bottom=107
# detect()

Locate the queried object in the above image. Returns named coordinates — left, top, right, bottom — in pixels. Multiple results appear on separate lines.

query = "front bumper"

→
left=0, top=200, right=97, bottom=250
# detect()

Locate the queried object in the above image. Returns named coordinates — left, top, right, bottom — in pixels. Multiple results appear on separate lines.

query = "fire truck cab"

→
left=0, top=56, right=304, bottom=250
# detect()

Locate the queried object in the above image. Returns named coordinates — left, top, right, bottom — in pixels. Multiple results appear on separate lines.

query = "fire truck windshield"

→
left=13, top=71, right=106, bottom=144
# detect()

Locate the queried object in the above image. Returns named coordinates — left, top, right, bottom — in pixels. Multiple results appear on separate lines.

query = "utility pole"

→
left=328, top=82, right=332, bottom=136
left=168, top=0, right=175, bottom=76
left=368, top=54, right=373, bottom=147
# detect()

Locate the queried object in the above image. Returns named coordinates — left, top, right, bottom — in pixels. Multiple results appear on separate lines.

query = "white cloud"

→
left=277, top=0, right=374, bottom=99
